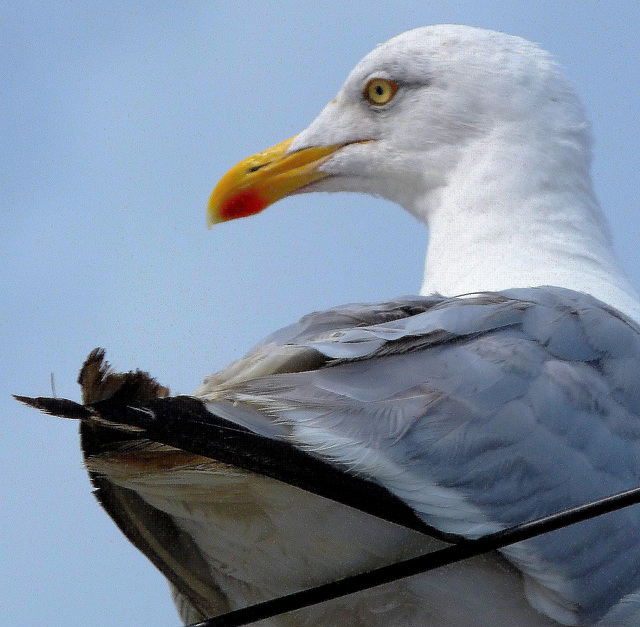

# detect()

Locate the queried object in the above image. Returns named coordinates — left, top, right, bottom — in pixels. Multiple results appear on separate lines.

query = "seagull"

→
left=20, top=25, right=640, bottom=626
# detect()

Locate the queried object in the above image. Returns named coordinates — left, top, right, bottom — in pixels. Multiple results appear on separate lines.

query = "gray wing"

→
left=200, top=286, right=640, bottom=626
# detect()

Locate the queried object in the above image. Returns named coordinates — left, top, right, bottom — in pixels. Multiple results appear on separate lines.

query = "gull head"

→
left=209, top=25, right=588, bottom=224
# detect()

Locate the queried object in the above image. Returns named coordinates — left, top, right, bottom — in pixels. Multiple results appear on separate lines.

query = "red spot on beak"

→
left=220, top=191, right=268, bottom=221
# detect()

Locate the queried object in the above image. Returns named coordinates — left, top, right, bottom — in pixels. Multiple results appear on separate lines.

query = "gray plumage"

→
left=198, top=286, right=640, bottom=625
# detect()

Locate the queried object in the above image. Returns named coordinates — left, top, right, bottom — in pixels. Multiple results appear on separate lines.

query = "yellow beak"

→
left=207, top=136, right=346, bottom=226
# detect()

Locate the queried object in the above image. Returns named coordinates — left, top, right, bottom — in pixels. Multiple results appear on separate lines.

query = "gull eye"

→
left=363, top=78, right=397, bottom=106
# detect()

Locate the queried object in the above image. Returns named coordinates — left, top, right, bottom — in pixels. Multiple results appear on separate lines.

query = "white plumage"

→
left=287, top=26, right=639, bottom=321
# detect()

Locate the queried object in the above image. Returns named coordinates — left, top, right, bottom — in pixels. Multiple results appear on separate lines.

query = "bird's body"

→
left=84, top=289, right=640, bottom=626
left=25, top=25, right=640, bottom=626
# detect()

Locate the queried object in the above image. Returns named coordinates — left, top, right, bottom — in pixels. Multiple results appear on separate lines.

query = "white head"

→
left=209, top=25, right=639, bottom=320
left=291, top=26, right=587, bottom=207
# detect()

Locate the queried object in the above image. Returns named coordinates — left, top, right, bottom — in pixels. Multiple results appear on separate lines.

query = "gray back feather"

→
left=200, top=287, right=640, bottom=624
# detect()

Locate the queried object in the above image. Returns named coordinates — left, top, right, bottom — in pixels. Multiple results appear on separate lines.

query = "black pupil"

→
left=375, top=85, right=384, bottom=96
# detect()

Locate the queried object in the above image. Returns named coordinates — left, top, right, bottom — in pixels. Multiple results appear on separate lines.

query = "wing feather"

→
left=201, top=287, right=640, bottom=624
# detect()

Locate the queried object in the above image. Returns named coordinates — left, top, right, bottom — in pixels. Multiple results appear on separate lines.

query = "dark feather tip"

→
left=79, top=348, right=170, bottom=404
left=14, top=395, right=93, bottom=420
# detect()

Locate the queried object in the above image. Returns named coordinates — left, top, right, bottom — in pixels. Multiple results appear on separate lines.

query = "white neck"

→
left=416, top=125, right=640, bottom=323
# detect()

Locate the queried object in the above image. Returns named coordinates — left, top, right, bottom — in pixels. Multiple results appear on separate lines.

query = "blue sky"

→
left=2, top=2, right=640, bottom=624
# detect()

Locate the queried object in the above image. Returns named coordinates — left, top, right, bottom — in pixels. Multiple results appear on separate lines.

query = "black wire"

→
left=16, top=393, right=640, bottom=625
left=188, top=484, right=640, bottom=627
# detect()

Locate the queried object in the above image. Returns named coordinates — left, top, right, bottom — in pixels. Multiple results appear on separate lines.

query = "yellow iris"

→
left=364, top=78, right=398, bottom=106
